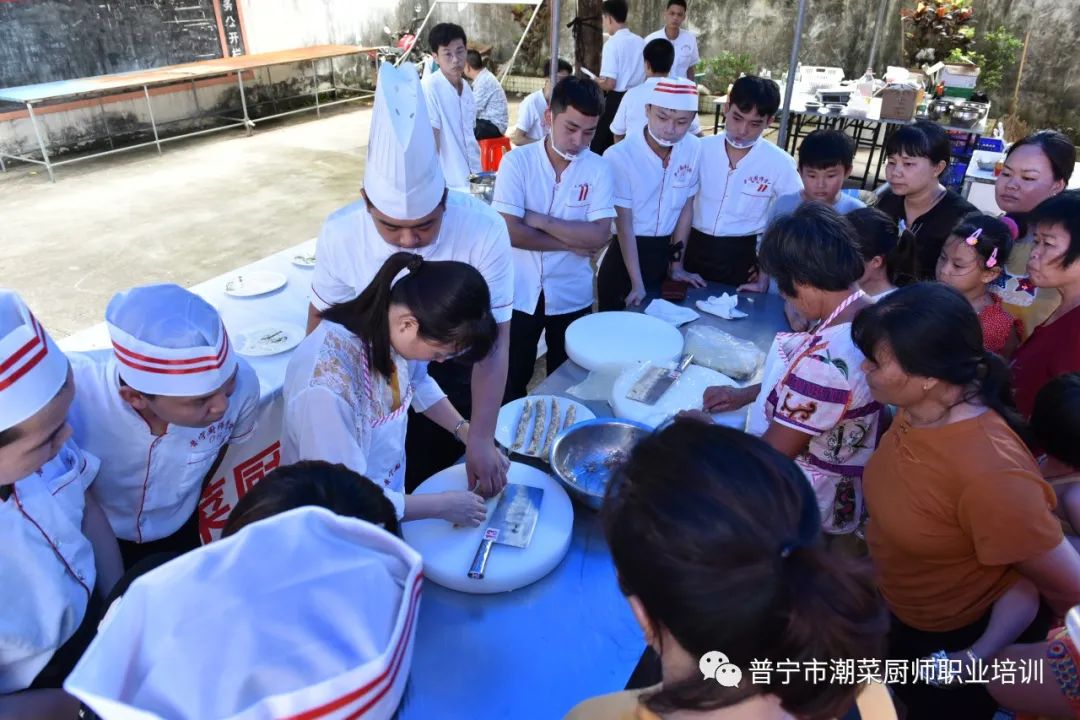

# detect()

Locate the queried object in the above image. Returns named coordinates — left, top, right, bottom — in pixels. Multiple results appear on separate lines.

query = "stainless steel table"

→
left=403, top=284, right=788, bottom=719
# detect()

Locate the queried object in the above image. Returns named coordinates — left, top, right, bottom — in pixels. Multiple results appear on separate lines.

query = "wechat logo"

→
left=699, top=650, right=743, bottom=688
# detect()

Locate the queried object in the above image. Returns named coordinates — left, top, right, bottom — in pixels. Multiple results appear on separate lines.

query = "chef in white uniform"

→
left=493, top=76, right=616, bottom=401
left=67, top=284, right=259, bottom=568
left=66, top=506, right=423, bottom=720
left=643, top=0, right=700, bottom=80
left=599, top=77, right=703, bottom=310
left=688, top=75, right=802, bottom=290
left=510, top=57, right=572, bottom=146
left=611, top=38, right=701, bottom=143
left=308, top=61, right=514, bottom=497
left=590, top=0, right=646, bottom=154
left=0, top=290, right=122, bottom=717
left=421, top=22, right=482, bottom=191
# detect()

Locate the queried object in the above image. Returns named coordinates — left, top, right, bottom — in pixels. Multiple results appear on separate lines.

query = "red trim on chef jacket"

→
left=0, top=314, right=49, bottom=391
left=11, top=488, right=91, bottom=597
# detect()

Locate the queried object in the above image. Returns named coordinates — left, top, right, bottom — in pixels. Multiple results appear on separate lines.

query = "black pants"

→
left=404, top=360, right=472, bottom=492
left=117, top=507, right=201, bottom=571
left=474, top=119, right=504, bottom=140
left=590, top=89, right=625, bottom=155
left=597, top=234, right=672, bottom=311
left=684, top=229, right=759, bottom=286
left=505, top=294, right=591, bottom=402
left=887, top=604, right=1052, bottom=719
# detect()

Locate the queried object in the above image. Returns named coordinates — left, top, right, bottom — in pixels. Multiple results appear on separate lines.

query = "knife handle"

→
left=676, top=353, right=694, bottom=373
left=468, top=537, right=495, bottom=579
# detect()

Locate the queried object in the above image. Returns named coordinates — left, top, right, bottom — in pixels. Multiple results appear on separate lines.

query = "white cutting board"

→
left=611, top=362, right=749, bottom=429
left=402, top=463, right=574, bottom=594
left=565, top=312, right=684, bottom=371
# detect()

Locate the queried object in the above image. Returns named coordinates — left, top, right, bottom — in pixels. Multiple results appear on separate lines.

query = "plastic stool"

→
left=479, top=136, right=511, bottom=172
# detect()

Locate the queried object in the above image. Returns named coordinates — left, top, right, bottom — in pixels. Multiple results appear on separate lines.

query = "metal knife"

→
left=467, top=484, right=544, bottom=579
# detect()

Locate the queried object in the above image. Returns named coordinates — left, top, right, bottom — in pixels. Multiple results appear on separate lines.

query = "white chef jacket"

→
left=311, top=191, right=514, bottom=324
left=610, top=77, right=701, bottom=138
left=1, top=440, right=98, bottom=693
left=603, top=127, right=702, bottom=237
left=600, top=28, right=647, bottom=92
left=67, top=350, right=260, bottom=544
left=421, top=69, right=483, bottom=191
left=692, top=132, right=803, bottom=237
left=491, top=140, right=617, bottom=315
left=282, top=321, right=446, bottom=519
left=515, top=89, right=549, bottom=142
left=643, top=28, right=700, bottom=80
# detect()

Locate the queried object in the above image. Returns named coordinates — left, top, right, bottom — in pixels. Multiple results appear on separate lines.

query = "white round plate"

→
left=565, top=311, right=684, bottom=372
left=224, top=270, right=287, bottom=298
left=402, top=463, right=574, bottom=594
left=291, top=252, right=316, bottom=268
left=235, top=323, right=304, bottom=356
left=611, top=361, right=748, bottom=430
left=495, top=395, right=596, bottom=459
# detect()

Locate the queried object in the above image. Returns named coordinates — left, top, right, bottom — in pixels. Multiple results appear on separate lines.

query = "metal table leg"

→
left=311, top=59, right=321, bottom=118
left=25, top=102, right=54, bottom=183
left=142, top=85, right=162, bottom=154
left=236, top=71, right=253, bottom=135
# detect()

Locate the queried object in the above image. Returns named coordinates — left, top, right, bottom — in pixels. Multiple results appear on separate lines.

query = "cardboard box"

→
left=941, top=63, right=980, bottom=89
left=879, top=85, right=922, bottom=121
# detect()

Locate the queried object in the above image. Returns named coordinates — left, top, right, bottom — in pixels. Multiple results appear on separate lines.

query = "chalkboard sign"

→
left=0, top=0, right=228, bottom=90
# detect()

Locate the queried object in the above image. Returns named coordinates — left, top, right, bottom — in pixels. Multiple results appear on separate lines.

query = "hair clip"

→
left=964, top=227, right=983, bottom=247
left=986, top=247, right=999, bottom=269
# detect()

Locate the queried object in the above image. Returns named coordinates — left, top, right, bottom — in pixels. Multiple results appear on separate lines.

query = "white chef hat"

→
left=106, top=284, right=237, bottom=398
left=0, top=289, right=69, bottom=431
left=647, top=78, right=699, bottom=113
left=65, top=506, right=424, bottom=720
left=363, top=61, right=446, bottom=220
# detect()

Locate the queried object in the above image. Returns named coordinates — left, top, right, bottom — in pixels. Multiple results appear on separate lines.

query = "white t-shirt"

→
left=515, top=89, right=549, bottom=142
left=0, top=441, right=98, bottom=693
left=643, top=28, right=700, bottom=80
left=603, top=127, right=701, bottom=237
left=67, top=350, right=260, bottom=543
left=692, top=133, right=803, bottom=237
left=599, top=28, right=646, bottom=92
left=311, top=191, right=514, bottom=324
left=492, top=140, right=617, bottom=315
left=421, top=69, right=483, bottom=191
left=610, top=77, right=701, bottom=138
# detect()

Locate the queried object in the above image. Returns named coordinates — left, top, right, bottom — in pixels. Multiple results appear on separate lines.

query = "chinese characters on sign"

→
left=219, top=0, right=246, bottom=57
left=198, top=441, right=281, bottom=542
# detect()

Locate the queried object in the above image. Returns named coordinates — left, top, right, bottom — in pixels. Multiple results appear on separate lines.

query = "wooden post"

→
left=575, top=0, right=603, bottom=73
left=1010, top=28, right=1031, bottom=116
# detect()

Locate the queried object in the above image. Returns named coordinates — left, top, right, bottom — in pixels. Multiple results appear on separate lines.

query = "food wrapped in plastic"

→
left=684, top=325, right=765, bottom=381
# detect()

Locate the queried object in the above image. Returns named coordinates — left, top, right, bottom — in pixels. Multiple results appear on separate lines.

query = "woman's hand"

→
left=703, top=385, right=756, bottom=413
left=625, top=283, right=647, bottom=307
left=437, top=491, right=488, bottom=527
left=669, top=263, right=706, bottom=288
left=737, top=267, right=770, bottom=294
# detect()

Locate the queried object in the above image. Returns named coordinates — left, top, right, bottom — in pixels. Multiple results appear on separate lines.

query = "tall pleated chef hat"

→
left=647, top=77, right=700, bottom=113
left=65, top=505, right=424, bottom=720
left=363, top=61, right=446, bottom=220
left=106, top=284, right=237, bottom=398
left=0, top=289, right=69, bottom=431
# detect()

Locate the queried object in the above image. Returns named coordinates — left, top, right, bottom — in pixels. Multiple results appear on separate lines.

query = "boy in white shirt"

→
left=0, top=290, right=121, bottom=718
left=612, top=37, right=701, bottom=143
left=511, top=58, right=573, bottom=146
left=599, top=77, right=702, bottom=309
left=67, top=284, right=260, bottom=568
left=493, top=77, right=616, bottom=400
left=590, top=0, right=646, bottom=155
left=465, top=49, right=509, bottom=139
left=644, top=0, right=700, bottom=80
left=683, top=75, right=802, bottom=291
left=421, top=23, right=483, bottom=191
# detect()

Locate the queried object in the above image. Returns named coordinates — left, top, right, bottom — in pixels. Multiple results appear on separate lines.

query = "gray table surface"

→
left=403, top=284, right=788, bottom=720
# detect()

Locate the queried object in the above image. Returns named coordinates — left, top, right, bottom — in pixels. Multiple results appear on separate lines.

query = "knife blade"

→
left=626, top=353, right=694, bottom=405
left=467, top=484, right=544, bottom=579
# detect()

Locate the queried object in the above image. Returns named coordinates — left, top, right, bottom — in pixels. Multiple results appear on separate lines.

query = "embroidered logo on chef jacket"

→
left=187, top=417, right=237, bottom=450
left=674, top=163, right=696, bottom=186
left=745, top=175, right=773, bottom=194
left=575, top=183, right=591, bottom=203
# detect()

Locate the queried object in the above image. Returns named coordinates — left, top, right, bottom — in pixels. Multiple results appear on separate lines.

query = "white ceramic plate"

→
left=610, top=361, right=748, bottom=430
left=235, top=322, right=304, bottom=356
left=291, top=252, right=316, bottom=268
left=564, top=311, right=684, bottom=372
left=495, top=395, right=596, bottom=459
left=223, top=270, right=287, bottom=298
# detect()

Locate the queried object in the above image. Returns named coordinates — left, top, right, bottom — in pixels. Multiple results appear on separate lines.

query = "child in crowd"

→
left=935, top=214, right=1023, bottom=358
left=768, top=128, right=866, bottom=224
left=1032, top=372, right=1080, bottom=536
left=848, top=206, right=899, bottom=302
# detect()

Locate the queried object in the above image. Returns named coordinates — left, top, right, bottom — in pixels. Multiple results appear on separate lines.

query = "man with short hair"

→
left=493, top=77, right=616, bottom=400
left=589, top=0, right=646, bottom=155
left=421, top=23, right=483, bottom=190
left=511, top=58, right=573, bottom=146
left=464, top=49, right=509, bottom=140
left=644, top=0, right=699, bottom=80
left=611, top=37, right=701, bottom=143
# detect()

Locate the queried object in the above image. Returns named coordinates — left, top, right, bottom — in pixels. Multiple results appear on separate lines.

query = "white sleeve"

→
left=599, top=40, right=618, bottom=81
left=288, top=387, right=369, bottom=476
left=491, top=151, right=526, bottom=218
left=515, top=96, right=538, bottom=134
left=311, top=216, right=358, bottom=311
left=604, top=147, right=633, bottom=208
left=610, top=94, right=628, bottom=136
left=421, top=77, right=443, bottom=130
left=409, top=361, right=447, bottom=413
left=475, top=215, right=516, bottom=324
left=777, top=155, right=804, bottom=198
left=688, top=35, right=701, bottom=67
left=227, top=359, right=261, bottom=444
left=588, top=161, right=618, bottom=221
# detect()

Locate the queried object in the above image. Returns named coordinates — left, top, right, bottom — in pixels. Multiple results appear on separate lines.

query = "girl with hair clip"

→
left=282, top=252, right=501, bottom=528
left=565, top=419, right=895, bottom=720
left=936, top=214, right=1024, bottom=358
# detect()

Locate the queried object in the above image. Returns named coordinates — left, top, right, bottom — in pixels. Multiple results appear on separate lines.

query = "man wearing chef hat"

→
left=307, top=61, right=513, bottom=497
left=67, top=284, right=260, bottom=568
left=0, top=290, right=123, bottom=717
left=66, top=505, right=423, bottom=720
left=598, top=76, right=703, bottom=310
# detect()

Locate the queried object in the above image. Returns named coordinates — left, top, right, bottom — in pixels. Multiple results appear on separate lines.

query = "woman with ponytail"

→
left=566, top=419, right=894, bottom=720
left=852, top=282, right=1080, bottom=718
left=282, top=252, right=499, bottom=526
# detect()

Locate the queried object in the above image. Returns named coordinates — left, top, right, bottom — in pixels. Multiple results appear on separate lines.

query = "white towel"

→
left=695, top=293, right=748, bottom=320
left=644, top=299, right=700, bottom=327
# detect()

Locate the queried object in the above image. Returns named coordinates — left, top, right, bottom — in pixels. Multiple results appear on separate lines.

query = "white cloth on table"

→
left=421, top=69, right=483, bottom=191
left=604, top=129, right=701, bottom=237
left=643, top=28, right=700, bottom=80
left=470, top=68, right=509, bottom=134
left=644, top=298, right=700, bottom=326
left=611, top=77, right=701, bottom=138
left=695, top=293, right=748, bottom=320
left=514, top=89, right=549, bottom=141
left=491, top=140, right=616, bottom=315
left=600, top=28, right=646, bottom=91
